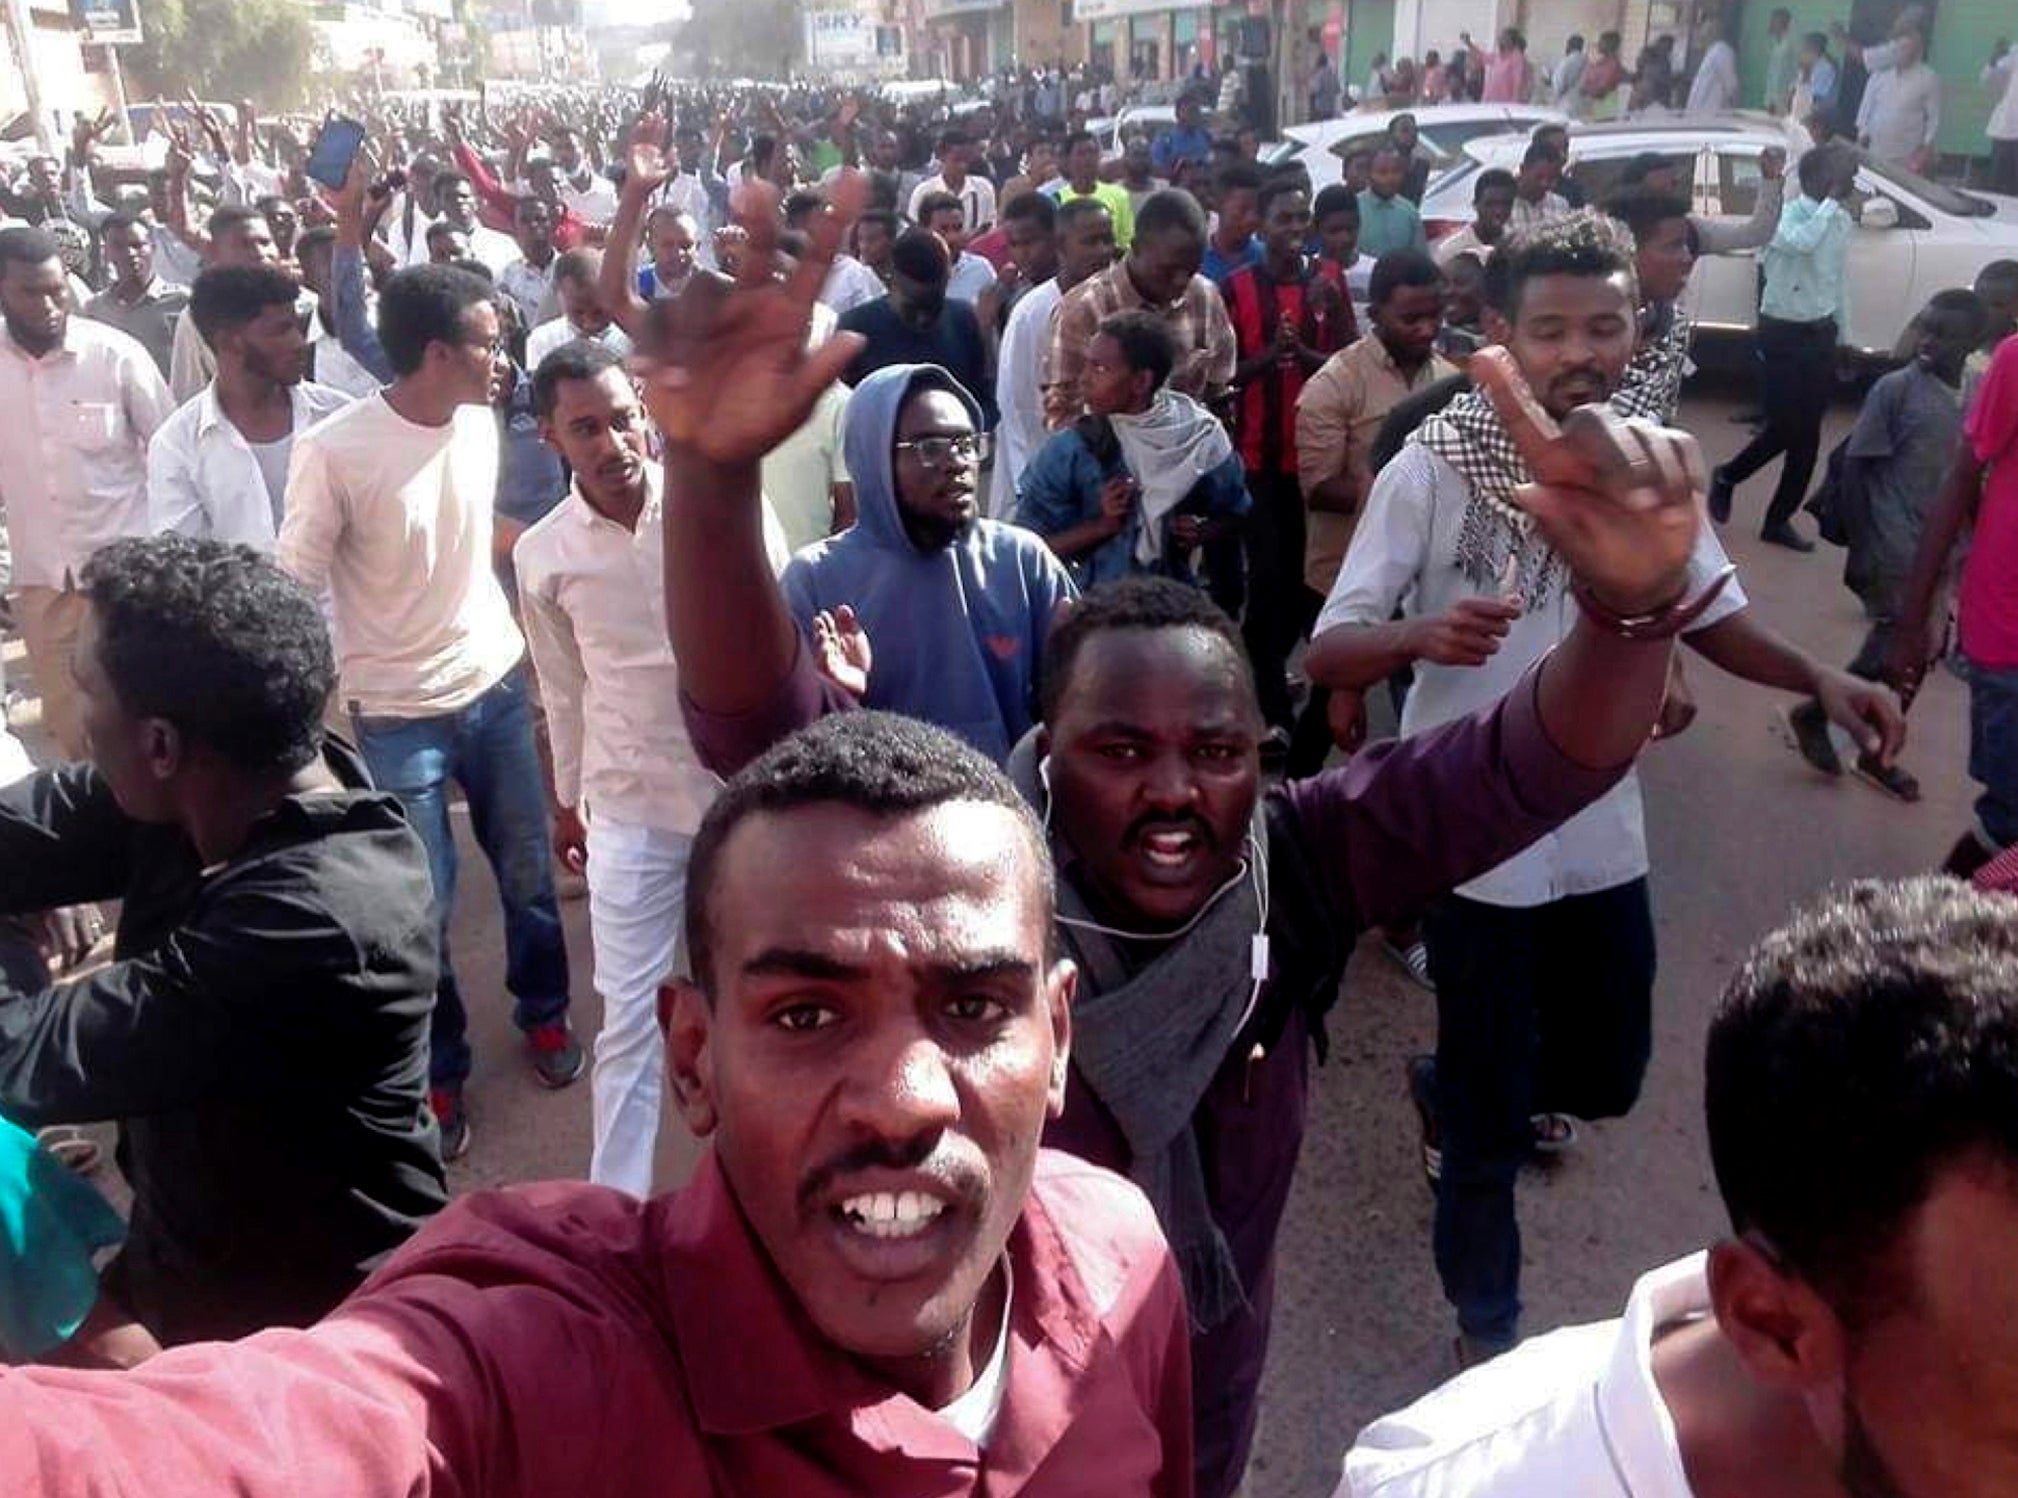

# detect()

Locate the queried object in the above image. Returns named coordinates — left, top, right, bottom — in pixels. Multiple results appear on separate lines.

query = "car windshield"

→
left=1857, top=150, right=1995, bottom=218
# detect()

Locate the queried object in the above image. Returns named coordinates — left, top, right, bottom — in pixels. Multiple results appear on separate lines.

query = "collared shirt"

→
left=515, top=471, right=762, bottom=834
left=1043, top=258, right=1238, bottom=428
left=278, top=394, right=525, bottom=719
left=991, top=276, right=1065, bottom=517
left=524, top=317, right=632, bottom=377
left=79, top=278, right=188, bottom=379
left=148, top=379, right=356, bottom=549
left=1340, top=1254, right=1706, bottom=1497
left=1296, top=336, right=1457, bottom=595
left=910, top=173, right=998, bottom=233
left=1151, top=124, right=1213, bottom=176
left=1551, top=49, right=1588, bottom=110
left=0, top=317, right=173, bottom=590
left=498, top=255, right=556, bottom=331
left=1807, top=53, right=1840, bottom=110
left=1510, top=192, right=1570, bottom=233
left=1355, top=190, right=1426, bottom=258
left=0, top=1151, right=1193, bottom=1498
left=948, top=250, right=997, bottom=305
left=0, top=742, right=446, bottom=1346
left=1858, top=61, right=1941, bottom=164
left=170, top=288, right=318, bottom=405
left=1760, top=193, right=1851, bottom=327
left=819, top=252, right=886, bottom=314
left=1315, top=442, right=1745, bottom=906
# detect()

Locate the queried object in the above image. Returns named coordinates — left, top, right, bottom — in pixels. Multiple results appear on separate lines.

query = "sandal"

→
left=1530, top=1112, right=1579, bottom=1156
left=1786, top=700, right=1842, bottom=776
left=1407, top=1055, right=1442, bottom=1185
left=35, top=1126, right=100, bottom=1175
left=1854, top=753, right=1921, bottom=803
left=1383, top=937, right=1434, bottom=991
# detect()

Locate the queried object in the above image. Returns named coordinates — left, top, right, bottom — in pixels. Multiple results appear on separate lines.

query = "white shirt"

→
left=1510, top=194, right=1570, bottom=233
left=1857, top=62, right=1942, bottom=165
left=0, top=318, right=172, bottom=590
left=557, top=169, right=619, bottom=225
left=0, top=656, right=32, bottom=786
left=309, top=319, right=384, bottom=401
left=498, top=256, right=556, bottom=331
left=1551, top=50, right=1589, bottom=113
left=1685, top=40, right=1739, bottom=114
left=1314, top=443, right=1745, bottom=907
left=277, top=394, right=524, bottom=718
left=524, top=317, right=632, bottom=376
left=514, top=468, right=790, bottom=834
left=656, top=172, right=722, bottom=269
left=935, top=1258, right=1014, bottom=1447
left=148, top=379, right=356, bottom=550
left=910, top=174, right=998, bottom=234
left=819, top=254, right=886, bottom=316
left=1987, top=54, right=2018, bottom=142
left=763, top=381, right=852, bottom=554
left=990, top=277, right=1064, bottom=518
left=947, top=251, right=996, bottom=305
left=1339, top=1253, right=1706, bottom=1498
left=458, top=223, right=522, bottom=278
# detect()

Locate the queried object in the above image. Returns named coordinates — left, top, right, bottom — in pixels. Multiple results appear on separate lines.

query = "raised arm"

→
left=328, top=157, right=395, bottom=384
left=1692, top=149, right=1785, bottom=256
left=597, top=114, right=673, bottom=341
left=637, top=175, right=867, bottom=773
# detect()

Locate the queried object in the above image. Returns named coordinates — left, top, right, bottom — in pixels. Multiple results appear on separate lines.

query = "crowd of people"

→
left=0, top=49, right=2015, bottom=1498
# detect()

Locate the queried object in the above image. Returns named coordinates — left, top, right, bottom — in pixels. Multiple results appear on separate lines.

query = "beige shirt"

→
left=1432, top=224, right=1500, bottom=268
left=1042, top=258, right=1238, bottom=430
left=0, top=318, right=173, bottom=590
left=763, top=381, right=853, bottom=555
left=278, top=393, right=524, bottom=718
left=513, top=469, right=791, bottom=834
left=1294, top=334, right=1455, bottom=594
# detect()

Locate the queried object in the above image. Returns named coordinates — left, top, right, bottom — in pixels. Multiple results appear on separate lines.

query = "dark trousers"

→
left=1422, top=878, right=1657, bottom=1344
left=1724, top=315, right=1838, bottom=530
left=1993, top=137, right=2018, bottom=196
left=1241, top=472, right=1309, bottom=730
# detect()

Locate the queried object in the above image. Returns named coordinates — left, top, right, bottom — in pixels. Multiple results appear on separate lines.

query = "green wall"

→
left=1343, top=0, right=1396, bottom=100
left=1735, top=2, right=2009, bottom=165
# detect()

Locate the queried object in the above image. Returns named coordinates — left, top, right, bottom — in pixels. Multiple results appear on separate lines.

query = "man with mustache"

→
left=660, top=178, right=1711, bottom=1498
left=1306, top=212, right=1903, bottom=1370
left=0, top=710, right=1199, bottom=1494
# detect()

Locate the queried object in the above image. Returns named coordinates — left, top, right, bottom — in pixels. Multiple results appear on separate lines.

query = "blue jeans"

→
left=353, top=665, right=570, bottom=1086
left=1421, top=879, right=1656, bottom=1345
left=1969, top=658, right=2018, bottom=851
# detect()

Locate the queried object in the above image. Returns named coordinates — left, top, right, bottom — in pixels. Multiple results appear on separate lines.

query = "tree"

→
left=128, top=0, right=316, bottom=108
left=677, top=0, right=799, bottom=80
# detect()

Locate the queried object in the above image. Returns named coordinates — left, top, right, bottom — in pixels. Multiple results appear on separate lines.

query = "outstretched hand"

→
left=1472, top=345, right=1701, bottom=618
left=633, top=173, right=868, bottom=470
left=812, top=605, right=871, bottom=698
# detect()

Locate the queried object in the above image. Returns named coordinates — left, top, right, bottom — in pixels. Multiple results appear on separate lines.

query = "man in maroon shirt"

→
left=653, top=177, right=1713, bottom=1498
left=0, top=706, right=1195, bottom=1496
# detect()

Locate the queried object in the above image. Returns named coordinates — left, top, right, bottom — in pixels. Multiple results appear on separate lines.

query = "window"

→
left=1571, top=150, right=1695, bottom=206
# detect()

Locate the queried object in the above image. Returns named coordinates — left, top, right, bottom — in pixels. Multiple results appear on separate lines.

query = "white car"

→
left=1282, top=103, right=1567, bottom=191
left=1418, top=114, right=2018, bottom=360
left=1091, top=106, right=1175, bottom=159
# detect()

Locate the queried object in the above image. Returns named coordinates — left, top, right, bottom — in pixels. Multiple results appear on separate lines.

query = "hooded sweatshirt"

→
left=781, top=365, right=1077, bottom=763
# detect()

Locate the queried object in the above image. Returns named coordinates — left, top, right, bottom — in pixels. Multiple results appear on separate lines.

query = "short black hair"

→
left=1977, top=259, right=2018, bottom=293
left=1473, top=167, right=1518, bottom=203
left=188, top=263, right=303, bottom=344
left=1707, top=878, right=2018, bottom=1327
left=1003, top=190, right=1056, bottom=233
left=856, top=206, right=899, bottom=237
left=98, top=210, right=148, bottom=241
left=1056, top=196, right=1115, bottom=235
left=1312, top=184, right=1359, bottom=223
left=531, top=337, right=625, bottom=419
left=1039, top=575, right=1253, bottom=723
left=1484, top=209, right=1637, bottom=318
left=1799, top=141, right=1853, bottom=198
left=782, top=190, right=824, bottom=228
left=432, top=169, right=472, bottom=203
left=79, top=536, right=333, bottom=775
left=1604, top=184, right=1694, bottom=245
left=552, top=247, right=599, bottom=289
left=916, top=189, right=963, bottom=224
left=1095, top=309, right=1177, bottom=389
left=0, top=225, right=61, bottom=274
left=377, top=264, right=496, bottom=378
left=890, top=226, right=951, bottom=286
left=424, top=219, right=467, bottom=250
left=254, top=193, right=294, bottom=218
left=1257, top=174, right=1308, bottom=220
left=1520, top=141, right=1564, bottom=172
left=293, top=225, right=336, bottom=268
left=1370, top=248, right=1443, bottom=306
left=1063, top=129, right=1097, bottom=154
left=1923, top=288, right=1991, bottom=346
left=1134, top=188, right=1208, bottom=245
left=685, top=712, right=1052, bottom=990
left=207, top=203, right=268, bottom=243
left=1212, top=161, right=1266, bottom=198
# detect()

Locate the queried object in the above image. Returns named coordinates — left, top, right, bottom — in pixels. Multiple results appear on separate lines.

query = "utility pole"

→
left=1, top=0, right=59, bottom=156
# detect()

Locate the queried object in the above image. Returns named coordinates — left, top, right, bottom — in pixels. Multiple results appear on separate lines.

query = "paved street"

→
left=11, top=371, right=1979, bottom=1495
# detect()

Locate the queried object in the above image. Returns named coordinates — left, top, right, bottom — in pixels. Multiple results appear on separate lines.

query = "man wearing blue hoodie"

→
left=777, top=362, right=1077, bottom=763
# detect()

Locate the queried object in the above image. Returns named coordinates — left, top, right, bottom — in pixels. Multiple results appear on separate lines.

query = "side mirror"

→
left=1858, top=196, right=1899, bottom=230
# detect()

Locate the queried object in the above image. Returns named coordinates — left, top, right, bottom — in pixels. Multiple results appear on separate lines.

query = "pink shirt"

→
left=0, top=1152, right=1193, bottom=1498
left=1482, top=48, right=1530, bottom=102
left=1962, top=335, right=2018, bottom=669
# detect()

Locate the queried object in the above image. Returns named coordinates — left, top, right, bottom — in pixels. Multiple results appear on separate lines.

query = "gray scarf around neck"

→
left=1006, top=732, right=1265, bottom=1332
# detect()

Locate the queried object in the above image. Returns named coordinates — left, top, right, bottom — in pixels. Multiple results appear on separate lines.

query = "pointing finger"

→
left=1472, top=345, right=1588, bottom=488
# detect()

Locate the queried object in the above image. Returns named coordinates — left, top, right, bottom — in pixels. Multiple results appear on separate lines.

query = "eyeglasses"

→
left=895, top=434, right=983, bottom=469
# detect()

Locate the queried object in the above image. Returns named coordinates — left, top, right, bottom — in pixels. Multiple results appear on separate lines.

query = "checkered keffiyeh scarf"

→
left=1613, top=306, right=1695, bottom=425
left=1410, top=387, right=1569, bottom=609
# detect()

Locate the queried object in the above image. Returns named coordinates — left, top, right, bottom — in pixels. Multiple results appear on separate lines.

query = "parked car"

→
left=1283, top=103, right=1566, bottom=190
left=1090, top=105, right=1175, bottom=158
left=1419, top=114, right=2018, bottom=361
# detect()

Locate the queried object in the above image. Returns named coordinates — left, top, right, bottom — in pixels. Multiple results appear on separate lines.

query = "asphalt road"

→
left=9, top=372, right=1979, bottom=1497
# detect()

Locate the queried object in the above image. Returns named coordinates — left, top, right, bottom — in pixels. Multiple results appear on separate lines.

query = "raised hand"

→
left=635, top=174, right=867, bottom=469
left=625, top=111, right=674, bottom=196
left=1472, top=345, right=1701, bottom=619
left=812, top=605, right=872, bottom=698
